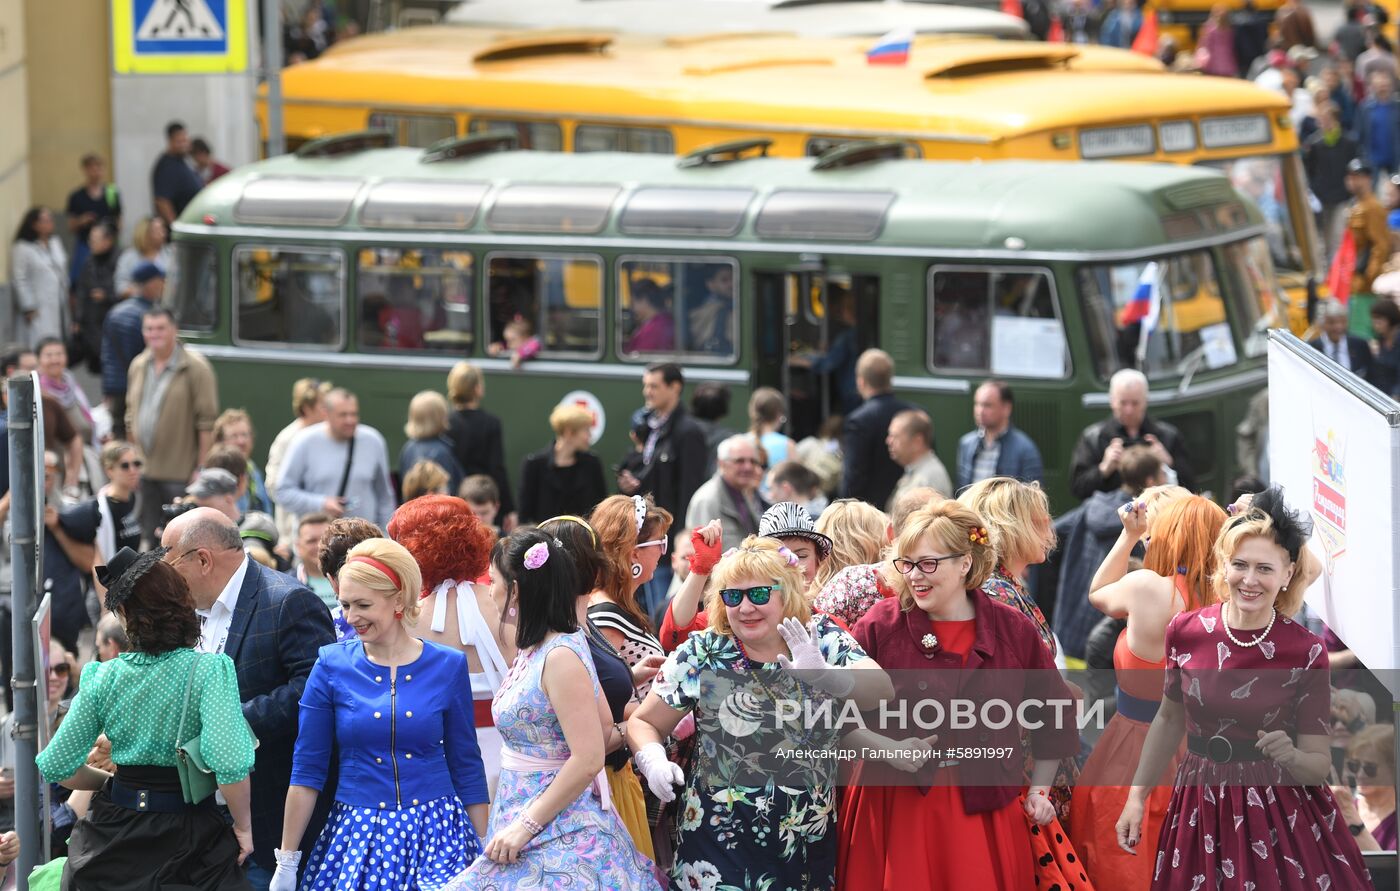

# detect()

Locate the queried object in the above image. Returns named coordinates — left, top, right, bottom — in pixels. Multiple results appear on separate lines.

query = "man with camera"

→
left=1068, top=368, right=1195, bottom=500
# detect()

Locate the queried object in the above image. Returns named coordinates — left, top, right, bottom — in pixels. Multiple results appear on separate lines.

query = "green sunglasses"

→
left=719, top=585, right=779, bottom=607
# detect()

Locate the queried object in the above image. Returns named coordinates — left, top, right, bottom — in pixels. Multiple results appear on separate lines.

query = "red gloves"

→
left=688, top=527, right=723, bottom=576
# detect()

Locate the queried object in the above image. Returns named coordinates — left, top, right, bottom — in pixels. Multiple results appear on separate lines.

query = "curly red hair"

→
left=388, top=494, right=495, bottom=596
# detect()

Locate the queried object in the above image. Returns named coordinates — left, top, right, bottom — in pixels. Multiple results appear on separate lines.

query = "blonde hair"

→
left=212, top=409, right=252, bottom=445
left=814, top=499, right=888, bottom=590
left=890, top=502, right=997, bottom=611
left=447, top=361, right=484, bottom=408
left=1348, top=722, right=1394, bottom=775
left=550, top=404, right=593, bottom=437
left=101, top=440, right=137, bottom=469
left=339, top=538, right=424, bottom=623
left=1210, top=514, right=1309, bottom=617
left=707, top=536, right=811, bottom=636
left=402, top=460, right=449, bottom=501
left=133, top=216, right=163, bottom=255
left=957, top=477, right=1054, bottom=569
left=292, top=378, right=332, bottom=417
left=404, top=390, right=451, bottom=440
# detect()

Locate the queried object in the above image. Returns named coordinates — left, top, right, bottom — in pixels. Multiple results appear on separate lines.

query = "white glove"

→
left=775, top=617, right=854, bottom=697
left=269, top=848, right=301, bottom=891
left=634, top=741, right=684, bottom=803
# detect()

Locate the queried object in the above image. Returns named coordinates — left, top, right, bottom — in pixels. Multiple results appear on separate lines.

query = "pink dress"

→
left=1151, top=604, right=1374, bottom=890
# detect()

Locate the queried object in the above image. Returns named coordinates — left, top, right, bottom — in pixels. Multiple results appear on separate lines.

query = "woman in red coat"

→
left=838, top=501, right=1087, bottom=890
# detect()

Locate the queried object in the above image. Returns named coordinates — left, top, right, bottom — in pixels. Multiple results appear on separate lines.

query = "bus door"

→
left=754, top=269, right=879, bottom=441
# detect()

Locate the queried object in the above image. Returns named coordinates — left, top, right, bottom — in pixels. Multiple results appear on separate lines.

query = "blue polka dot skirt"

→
left=302, top=795, right=482, bottom=890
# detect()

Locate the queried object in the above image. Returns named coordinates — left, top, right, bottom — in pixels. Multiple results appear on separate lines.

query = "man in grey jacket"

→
left=685, top=435, right=767, bottom=549
left=272, top=388, right=395, bottom=530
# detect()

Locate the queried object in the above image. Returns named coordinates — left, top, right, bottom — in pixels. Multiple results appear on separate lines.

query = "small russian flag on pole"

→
left=867, top=29, right=914, bottom=66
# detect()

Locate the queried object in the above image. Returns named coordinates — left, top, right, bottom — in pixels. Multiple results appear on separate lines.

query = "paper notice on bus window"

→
left=1200, top=322, right=1238, bottom=369
left=991, top=316, right=1066, bottom=378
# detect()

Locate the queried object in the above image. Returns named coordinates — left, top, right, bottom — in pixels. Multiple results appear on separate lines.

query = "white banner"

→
left=1268, top=333, right=1400, bottom=692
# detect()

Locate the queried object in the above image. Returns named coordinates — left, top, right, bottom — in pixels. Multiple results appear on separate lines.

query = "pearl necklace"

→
left=1222, top=601, right=1276, bottom=648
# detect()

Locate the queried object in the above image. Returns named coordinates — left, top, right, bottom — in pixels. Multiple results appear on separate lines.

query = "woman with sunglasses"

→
left=839, top=501, right=1083, bottom=891
left=1070, top=494, right=1225, bottom=888
left=628, top=536, right=891, bottom=891
left=1335, top=723, right=1396, bottom=852
left=97, top=440, right=144, bottom=558
left=1116, top=488, right=1373, bottom=890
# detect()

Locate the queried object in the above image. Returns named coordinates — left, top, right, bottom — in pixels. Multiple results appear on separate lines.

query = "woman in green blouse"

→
left=36, top=547, right=258, bottom=890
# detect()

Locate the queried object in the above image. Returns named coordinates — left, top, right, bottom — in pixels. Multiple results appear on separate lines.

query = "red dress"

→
left=1070, top=629, right=1181, bottom=890
left=1151, top=604, right=1374, bottom=890
left=839, top=619, right=1036, bottom=891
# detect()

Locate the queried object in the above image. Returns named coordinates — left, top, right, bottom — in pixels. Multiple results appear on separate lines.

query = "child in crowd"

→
left=488, top=317, right=541, bottom=368
left=460, top=474, right=502, bottom=536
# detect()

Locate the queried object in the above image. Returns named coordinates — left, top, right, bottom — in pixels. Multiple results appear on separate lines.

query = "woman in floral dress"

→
left=628, top=537, right=891, bottom=891
left=1117, top=488, right=1373, bottom=890
left=464, top=530, right=663, bottom=889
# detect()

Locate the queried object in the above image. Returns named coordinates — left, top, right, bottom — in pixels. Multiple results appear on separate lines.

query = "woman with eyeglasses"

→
left=628, top=536, right=891, bottom=891
left=839, top=502, right=1083, bottom=891
left=1334, top=723, right=1396, bottom=852
left=1116, top=488, right=1373, bottom=890
left=1070, top=494, right=1225, bottom=889
left=97, top=440, right=144, bottom=559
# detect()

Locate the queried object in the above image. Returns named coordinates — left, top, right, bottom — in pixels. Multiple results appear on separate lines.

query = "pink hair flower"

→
left=523, top=542, right=551, bottom=571
left=776, top=546, right=800, bottom=568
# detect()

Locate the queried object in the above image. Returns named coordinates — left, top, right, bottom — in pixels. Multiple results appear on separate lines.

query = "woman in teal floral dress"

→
left=627, top=537, right=892, bottom=891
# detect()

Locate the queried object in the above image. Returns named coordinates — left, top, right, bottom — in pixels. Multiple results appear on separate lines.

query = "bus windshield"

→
left=1079, top=245, right=1252, bottom=380
left=1198, top=155, right=1305, bottom=275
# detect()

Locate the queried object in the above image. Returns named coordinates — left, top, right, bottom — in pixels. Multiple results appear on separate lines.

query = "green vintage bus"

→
left=167, top=136, right=1281, bottom=510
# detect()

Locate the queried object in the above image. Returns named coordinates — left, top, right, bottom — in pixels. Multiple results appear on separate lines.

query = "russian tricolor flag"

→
left=1121, top=261, right=1160, bottom=326
left=867, top=29, right=913, bottom=66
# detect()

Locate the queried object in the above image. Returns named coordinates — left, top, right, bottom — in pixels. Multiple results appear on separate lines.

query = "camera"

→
left=161, top=500, right=197, bottom=521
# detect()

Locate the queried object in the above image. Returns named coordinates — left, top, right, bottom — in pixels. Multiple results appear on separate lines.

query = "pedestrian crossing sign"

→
left=112, top=0, right=248, bottom=74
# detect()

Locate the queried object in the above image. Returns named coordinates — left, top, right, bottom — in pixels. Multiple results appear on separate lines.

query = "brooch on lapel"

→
left=921, top=633, right=939, bottom=651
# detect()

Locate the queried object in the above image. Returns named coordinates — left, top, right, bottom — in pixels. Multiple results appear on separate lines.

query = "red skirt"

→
left=838, top=783, right=1033, bottom=891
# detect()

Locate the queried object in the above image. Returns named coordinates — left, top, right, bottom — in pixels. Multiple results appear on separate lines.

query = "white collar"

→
left=203, top=555, right=250, bottom=617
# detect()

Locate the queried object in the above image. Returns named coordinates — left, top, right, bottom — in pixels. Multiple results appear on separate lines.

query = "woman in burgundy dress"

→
left=1116, top=488, right=1373, bottom=890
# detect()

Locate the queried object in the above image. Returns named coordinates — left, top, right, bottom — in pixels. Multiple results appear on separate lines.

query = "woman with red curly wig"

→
left=388, top=494, right=514, bottom=794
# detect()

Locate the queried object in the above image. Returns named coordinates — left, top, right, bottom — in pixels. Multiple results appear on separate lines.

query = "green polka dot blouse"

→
left=36, top=648, right=257, bottom=785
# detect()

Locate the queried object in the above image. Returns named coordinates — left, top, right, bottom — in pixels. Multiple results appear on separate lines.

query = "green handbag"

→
left=175, top=653, right=218, bottom=805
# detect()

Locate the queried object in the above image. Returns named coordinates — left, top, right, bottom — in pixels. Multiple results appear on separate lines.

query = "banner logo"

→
left=1310, top=426, right=1347, bottom=571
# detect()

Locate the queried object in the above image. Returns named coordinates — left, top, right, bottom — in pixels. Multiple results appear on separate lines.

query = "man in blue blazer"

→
left=955, top=380, right=1045, bottom=492
left=840, top=349, right=915, bottom=507
left=163, top=507, right=336, bottom=889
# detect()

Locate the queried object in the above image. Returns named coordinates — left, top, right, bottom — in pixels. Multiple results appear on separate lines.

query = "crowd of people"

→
left=0, top=307, right=1392, bottom=889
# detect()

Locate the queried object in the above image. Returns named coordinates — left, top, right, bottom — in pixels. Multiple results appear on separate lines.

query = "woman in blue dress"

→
left=270, top=537, right=489, bottom=891
left=463, top=529, right=663, bottom=889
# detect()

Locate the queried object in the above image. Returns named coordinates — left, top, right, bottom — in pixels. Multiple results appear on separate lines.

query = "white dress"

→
left=429, top=578, right=508, bottom=793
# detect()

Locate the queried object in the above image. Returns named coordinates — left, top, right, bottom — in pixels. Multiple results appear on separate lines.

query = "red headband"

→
left=345, top=555, right=402, bottom=588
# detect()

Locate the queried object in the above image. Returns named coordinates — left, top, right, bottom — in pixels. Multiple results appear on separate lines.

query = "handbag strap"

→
left=336, top=434, right=357, bottom=499
left=176, top=652, right=202, bottom=749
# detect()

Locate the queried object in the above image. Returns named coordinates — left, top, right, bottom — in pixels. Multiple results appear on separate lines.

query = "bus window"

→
left=467, top=118, right=563, bottom=150
left=234, top=246, right=344, bottom=348
left=486, top=254, right=602, bottom=359
left=169, top=241, right=217, bottom=330
left=575, top=125, right=675, bottom=154
left=1199, top=156, right=1305, bottom=274
left=617, top=257, right=737, bottom=362
left=928, top=267, right=1068, bottom=378
left=1078, top=249, right=1238, bottom=380
left=357, top=248, right=474, bottom=353
left=367, top=111, right=457, bottom=147
left=1221, top=236, right=1283, bottom=358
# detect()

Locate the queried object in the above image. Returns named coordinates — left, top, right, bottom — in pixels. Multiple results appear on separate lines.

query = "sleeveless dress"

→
left=1151, top=604, right=1374, bottom=891
left=462, top=630, right=663, bottom=889
left=1071, top=629, right=1181, bottom=889
left=430, top=579, right=509, bottom=792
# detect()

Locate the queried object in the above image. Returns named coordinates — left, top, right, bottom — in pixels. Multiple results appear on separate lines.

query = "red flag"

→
left=1001, top=0, right=1024, bottom=18
left=1131, top=7, right=1159, bottom=55
left=1327, top=228, right=1356, bottom=304
left=1047, top=16, right=1066, bottom=42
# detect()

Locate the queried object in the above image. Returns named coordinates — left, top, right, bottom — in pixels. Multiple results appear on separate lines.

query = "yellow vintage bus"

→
left=261, top=29, right=1316, bottom=328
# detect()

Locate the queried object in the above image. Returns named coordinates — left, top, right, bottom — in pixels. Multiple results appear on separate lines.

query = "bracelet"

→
left=614, top=722, right=631, bottom=759
left=520, top=815, right=545, bottom=836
